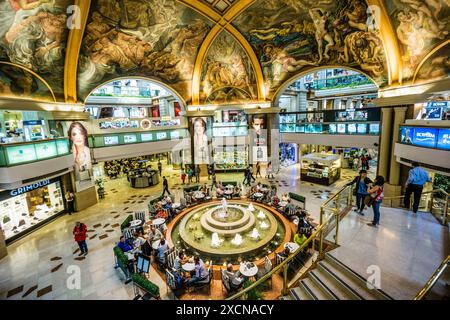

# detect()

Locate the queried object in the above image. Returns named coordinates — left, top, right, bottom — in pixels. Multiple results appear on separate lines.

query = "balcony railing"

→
left=280, top=122, right=380, bottom=135
left=0, top=138, right=71, bottom=167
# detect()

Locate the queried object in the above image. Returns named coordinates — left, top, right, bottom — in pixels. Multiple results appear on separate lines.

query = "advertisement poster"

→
left=437, top=129, right=450, bottom=150
left=248, top=114, right=267, bottom=164
left=192, top=117, right=211, bottom=164
left=400, top=127, right=413, bottom=144
left=68, top=121, right=94, bottom=191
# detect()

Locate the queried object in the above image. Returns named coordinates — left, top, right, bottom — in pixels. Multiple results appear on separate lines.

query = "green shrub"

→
left=113, top=246, right=128, bottom=266
left=132, top=273, right=160, bottom=297
left=120, top=214, right=133, bottom=231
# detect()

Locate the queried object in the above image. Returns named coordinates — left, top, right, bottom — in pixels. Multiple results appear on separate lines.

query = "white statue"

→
left=221, top=197, right=228, bottom=212
left=257, top=210, right=266, bottom=219
left=248, top=203, right=255, bottom=211
left=260, top=221, right=269, bottom=230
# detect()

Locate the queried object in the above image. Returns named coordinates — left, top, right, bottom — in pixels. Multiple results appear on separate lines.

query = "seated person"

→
left=216, top=186, right=225, bottom=197
left=187, top=256, right=208, bottom=286
left=133, top=231, right=146, bottom=248
left=141, top=237, right=153, bottom=257
left=270, top=186, right=277, bottom=198
left=294, top=230, right=307, bottom=247
left=117, top=236, right=134, bottom=253
left=173, top=251, right=189, bottom=273
left=232, top=185, right=241, bottom=197
left=278, top=247, right=292, bottom=259
left=148, top=225, right=163, bottom=243
left=281, top=193, right=290, bottom=202
left=283, top=200, right=296, bottom=216
left=255, top=183, right=262, bottom=191
left=225, top=263, right=245, bottom=290
left=156, top=238, right=169, bottom=265
left=271, top=195, right=280, bottom=207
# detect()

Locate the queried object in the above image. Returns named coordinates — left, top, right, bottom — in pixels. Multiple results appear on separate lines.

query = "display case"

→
left=213, top=146, right=248, bottom=171
left=301, top=153, right=341, bottom=186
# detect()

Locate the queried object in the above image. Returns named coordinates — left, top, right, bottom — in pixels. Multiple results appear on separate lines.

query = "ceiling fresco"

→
left=232, top=0, right=388, bottom=97
left=0, top=63, right=54, bottom=100
left=200, top=30, right=257, bottom=104
left=385, top=0, right=450, bottom=80
left=76, top=0, right=213, bottom=102
left=414, top=41, right=450, bottom=83
left=0, top=0, right=73, bottom=100
left=0, top=0, right=449, bottom=104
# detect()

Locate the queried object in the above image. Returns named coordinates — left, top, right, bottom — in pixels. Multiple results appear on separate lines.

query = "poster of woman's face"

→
left=192, top=117, right=210, bottom=164
left=68, top=121, right=92, bottom=178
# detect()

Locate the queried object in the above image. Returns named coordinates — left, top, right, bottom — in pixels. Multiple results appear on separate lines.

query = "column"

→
left=0, top=227, right=7, bottom=259
left=377, top=107, right=392, bottom=179
left=389, top=107, right=408, bottom=185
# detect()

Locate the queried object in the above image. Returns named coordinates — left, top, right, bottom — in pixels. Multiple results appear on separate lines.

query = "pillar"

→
left=389, top=107, right=408, bottom=186
left=377, top=108, right=392, bottom=179
left=0, top=228, right=7, bottom=259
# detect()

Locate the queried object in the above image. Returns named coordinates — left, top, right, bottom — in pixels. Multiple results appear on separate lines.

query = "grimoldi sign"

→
left=10, top=179, right=51, bottom=196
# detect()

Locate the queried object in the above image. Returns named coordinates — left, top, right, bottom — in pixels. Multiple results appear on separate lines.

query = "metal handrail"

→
left=226, top=185, right=353, bottom=300
left=383, top=188, right=448, bottom=200
left=414, top=255, right=450, bottom=300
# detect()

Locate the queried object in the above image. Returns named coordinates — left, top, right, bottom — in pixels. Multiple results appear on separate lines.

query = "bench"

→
left=289, top=192, right=306, bottom=210
left=113, top=246, right=132, bottom=284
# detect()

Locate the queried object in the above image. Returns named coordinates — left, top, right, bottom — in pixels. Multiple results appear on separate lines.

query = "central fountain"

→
left=171, top=200, right=286, bottom=263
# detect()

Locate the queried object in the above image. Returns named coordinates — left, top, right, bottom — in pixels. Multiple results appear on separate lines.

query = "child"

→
left=181, top=170, right=187, bottom=184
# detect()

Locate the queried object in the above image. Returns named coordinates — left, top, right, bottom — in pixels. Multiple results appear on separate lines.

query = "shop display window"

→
left=104, top=136, right=119, bottom=145
left=0, top=181, right=64, bottom=240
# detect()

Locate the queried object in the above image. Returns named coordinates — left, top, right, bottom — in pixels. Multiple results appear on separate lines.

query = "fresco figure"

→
left=309, top=8, right=335, bottom=62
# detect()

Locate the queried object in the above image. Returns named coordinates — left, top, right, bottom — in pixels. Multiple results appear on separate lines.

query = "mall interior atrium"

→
left=0, top=0, right=449, bottom=302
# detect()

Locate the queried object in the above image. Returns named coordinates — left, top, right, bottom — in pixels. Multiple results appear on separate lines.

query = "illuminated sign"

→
left=412, top=127, right=437, bottom=148
left=437, top=129, right=450, bottom=150
left=10, top=179, right=50, bottom=196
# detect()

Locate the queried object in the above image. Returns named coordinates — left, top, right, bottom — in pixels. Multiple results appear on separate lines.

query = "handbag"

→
left=364, top=194, right=374, bottom=207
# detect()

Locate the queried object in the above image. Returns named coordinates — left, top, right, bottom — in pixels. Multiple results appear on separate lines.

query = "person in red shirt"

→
left=73, top=222, right=88, bottom=256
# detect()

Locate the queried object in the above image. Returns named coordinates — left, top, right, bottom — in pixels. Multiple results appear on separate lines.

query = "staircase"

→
left=281, top=253, right=394, bottom=300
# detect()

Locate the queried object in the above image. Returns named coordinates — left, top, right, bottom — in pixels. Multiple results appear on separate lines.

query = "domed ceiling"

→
left=0, top=0, right=448, bottom=104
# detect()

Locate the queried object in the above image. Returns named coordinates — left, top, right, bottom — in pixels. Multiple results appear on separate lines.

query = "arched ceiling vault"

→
left=0, top=0, right=449, bottom=105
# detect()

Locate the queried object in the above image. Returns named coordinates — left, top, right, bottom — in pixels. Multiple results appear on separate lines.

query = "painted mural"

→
left=0, top=0, right=72, bottom=100
left=0, top=63, right=53, bottom=100
left=415, top=42, right=450, bottom=82
left=385, top=0, right=450, bottom=80
left=77, top=0, right=212, bottom=102
left=200, top=31, right=257, bottom=104
left=233, top=0, right=387, bottom=96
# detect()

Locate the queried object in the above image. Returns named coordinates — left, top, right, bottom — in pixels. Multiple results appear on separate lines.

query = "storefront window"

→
left=0, top=181, right=64, bottom=241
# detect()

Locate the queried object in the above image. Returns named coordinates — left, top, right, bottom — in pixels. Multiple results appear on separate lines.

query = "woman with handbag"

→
left=366, top=176, right=385, bottom=227
left=347, top=170, right=372, bottom=215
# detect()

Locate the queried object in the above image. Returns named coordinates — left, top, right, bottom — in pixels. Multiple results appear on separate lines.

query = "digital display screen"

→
left=170, top=131, right=180, bottom=139
left=337, top=124, right=346, bottom=133
left=35, top=142, right=57, bottom=160
left=124, top=135, right=137, bottom=144
left=437, top=129, right=450, bottom=150
left=137, top=254, right=150, bottom=273
left=104, top=136, right=119, bottom=145
left=329, top=124, right=337, bottom=133
left=6, top=145, right=37, bottom=164
left=141, top=133, right=153, bottom=142
left=156, top=132, right=167, bottom=140
left=357, top=124, right=367, bottom=134
left=369, top=124, right=380, bottom=134
left=412, top=127, right=437, bottom=148
left=348, top=124, right=357, bottom=133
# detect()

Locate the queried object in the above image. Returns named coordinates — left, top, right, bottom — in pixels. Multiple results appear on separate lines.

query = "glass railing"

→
left=280, top=122, right=380, bottom=135
left=399, top=126, right=450, bottom=151
left=414, top=255, right=450, bottom=300
left=226, top=185, right=353, bottom=300
left=89, top=128, right=189, bottom=148
left=0, top=138, right=71, bottom=167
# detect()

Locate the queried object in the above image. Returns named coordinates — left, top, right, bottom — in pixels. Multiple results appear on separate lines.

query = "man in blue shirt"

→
left=118, top=236, right=133, bottom=253
left=404, top=162, right=431, bottom=213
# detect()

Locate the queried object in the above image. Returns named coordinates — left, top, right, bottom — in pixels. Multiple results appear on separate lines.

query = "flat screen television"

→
left=104, top=136, right=119, bottom=145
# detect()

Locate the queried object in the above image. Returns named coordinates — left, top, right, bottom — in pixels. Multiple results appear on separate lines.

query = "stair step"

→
left=301, top=277, right=336, bottom=300
left=289, top=286, right=314, bottom=300
left=311, top=267, right=359, bottom=300
left=322, top=254, right=393, bottom=300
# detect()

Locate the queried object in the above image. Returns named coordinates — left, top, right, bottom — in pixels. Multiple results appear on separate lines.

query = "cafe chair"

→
left=191, top=261, right=213, bottom=294
left=165, top=268, right=184, bottom=298
left=165, top=247, right=179, bottom=272
left=255, top=256, right=273, bottom=289
left=179, top=197, right=187, bottom=210
left=135, top=211, right=146, bottom=224
left=220, top=268, right=231, bottom=295
left=123, top=228, right=134, bottom=242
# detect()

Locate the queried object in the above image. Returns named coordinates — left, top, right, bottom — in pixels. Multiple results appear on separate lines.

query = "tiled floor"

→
left=0, top=162, right=447, bottom=300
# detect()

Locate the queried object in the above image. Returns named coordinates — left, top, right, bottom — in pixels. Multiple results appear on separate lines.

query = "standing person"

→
left=360, top=155, right=367, bottom=170
left=243, top=167, right=249, bottom=186
left=195, top=165, right=201, bottom=183
left=73, top=222, right=88, bottom=256
left=266, top=161, right=274, bottom=179
left=367, top=176, right=385, bottom=227
left=157, top=160, right=162, bottom=176
left=255, top=162, right=262, bottom=178
left=248, top=165, right=256, bottom=184
left=187, top=166, right=193, bottom=184
left=207, top=165, right=212, bottom=180
left=212, top=171, right=217, bottom=187
left=65, top=191, right=75, bottom=215
left=347, top=170, right=372, bottom=215
left=161, top=176, right=171, bottom=196
left=404, top=162, right=431, bottom=214
left=365, top=155, right=371, bottom=170
left=181, top=170, right=187, bottom=185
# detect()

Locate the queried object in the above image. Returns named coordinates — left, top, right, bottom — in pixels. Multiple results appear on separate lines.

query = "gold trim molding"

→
left=412, top=39, right=450, bottom=84
left=64, top=0, right=91, bottom=103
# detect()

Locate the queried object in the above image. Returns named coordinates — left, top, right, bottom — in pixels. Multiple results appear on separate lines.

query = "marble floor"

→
left=0, top=162, right=447, bottom=300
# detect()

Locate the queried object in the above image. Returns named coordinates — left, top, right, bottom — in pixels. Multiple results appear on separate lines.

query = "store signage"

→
left=23, top=120, right=44, bottom=126
left=10, top=179, right=51, bottom=196
left=437, top=129, right=450, bottom=150
left=412, top=127, right=437, bottom=148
